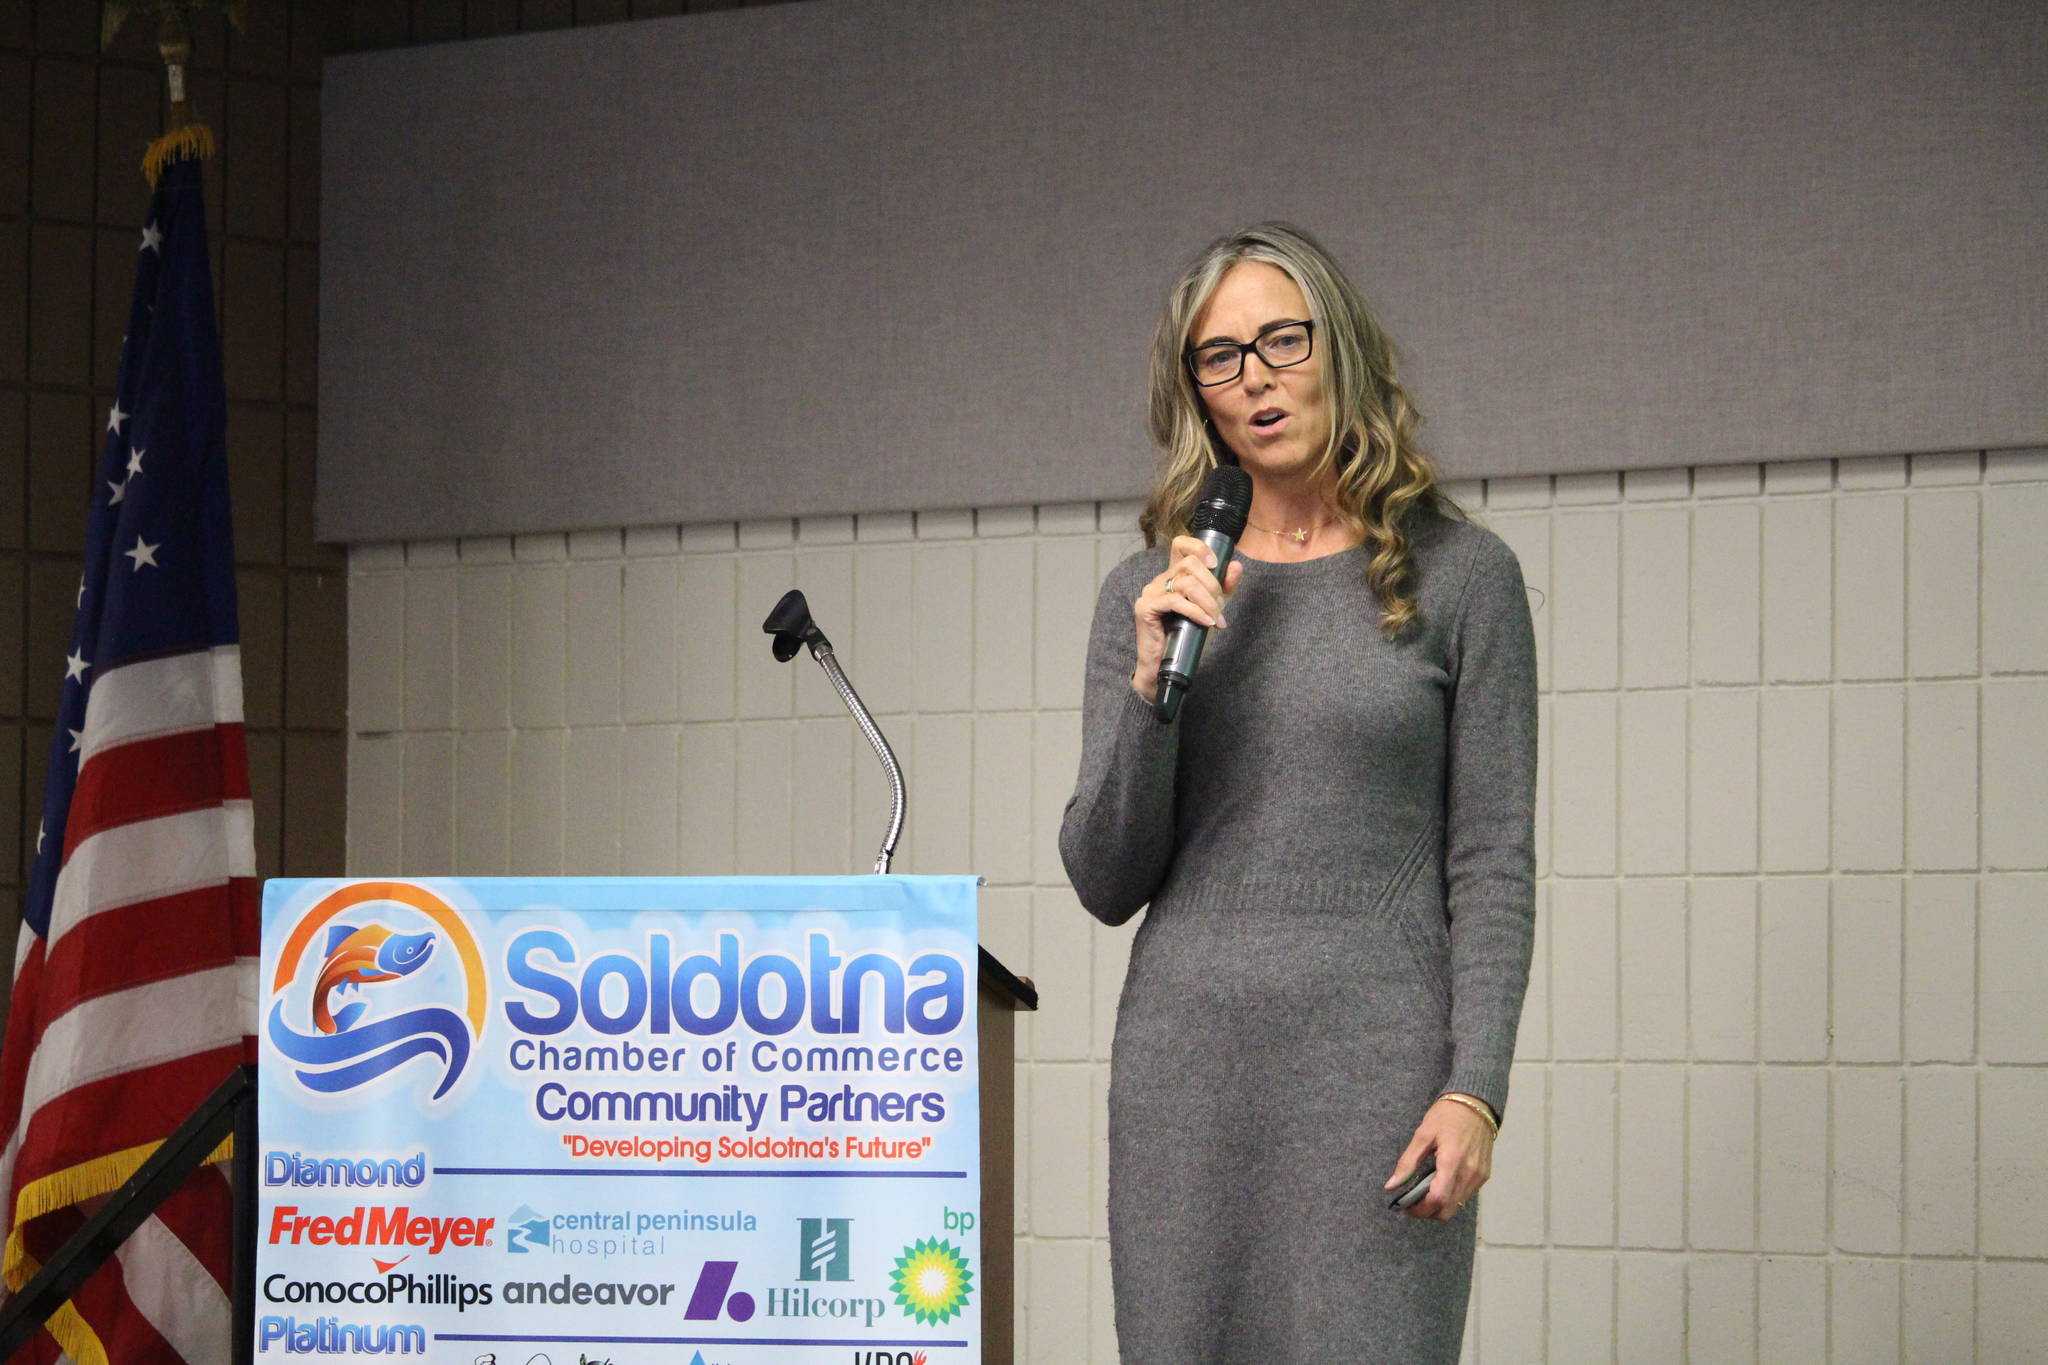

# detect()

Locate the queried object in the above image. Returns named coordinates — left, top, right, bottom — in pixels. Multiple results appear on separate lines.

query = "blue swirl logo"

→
left=267, top=882, right=486, bottom=1102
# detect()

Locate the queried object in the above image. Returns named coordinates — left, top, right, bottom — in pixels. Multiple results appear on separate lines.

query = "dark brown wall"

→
left=1, top=0, right=783, bottom=983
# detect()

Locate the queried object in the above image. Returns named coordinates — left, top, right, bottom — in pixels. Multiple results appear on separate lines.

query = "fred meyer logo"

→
left=267, top=1205, right=494, bottom=1254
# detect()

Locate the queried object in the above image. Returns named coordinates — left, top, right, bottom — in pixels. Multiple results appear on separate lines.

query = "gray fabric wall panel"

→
left=319, top=0, right=2045, bottom=543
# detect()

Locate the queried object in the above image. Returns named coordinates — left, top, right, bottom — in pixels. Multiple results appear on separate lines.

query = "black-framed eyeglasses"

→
left=1184, top=320, right=1316, bottom=387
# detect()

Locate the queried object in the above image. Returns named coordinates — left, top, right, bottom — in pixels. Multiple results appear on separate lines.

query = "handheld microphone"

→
left=1154, top=465, right=1252, bottom=723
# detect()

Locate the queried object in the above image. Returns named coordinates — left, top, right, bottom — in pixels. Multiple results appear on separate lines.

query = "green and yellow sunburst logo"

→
left=889, top=1237, right=974, bottom=1325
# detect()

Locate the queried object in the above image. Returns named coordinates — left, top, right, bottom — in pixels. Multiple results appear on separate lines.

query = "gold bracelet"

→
left=1438, top=1092, right=1500, bottom=1137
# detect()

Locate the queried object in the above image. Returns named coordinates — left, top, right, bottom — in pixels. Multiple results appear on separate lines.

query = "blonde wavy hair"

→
left=1140, top=222, right=1461, bottom=637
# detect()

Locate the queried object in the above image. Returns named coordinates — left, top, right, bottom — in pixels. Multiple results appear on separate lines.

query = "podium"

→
left=0, top=598, right=1045, bottom=1362
left=976, top=947, right=1038, bottom=1365
left=253, top=875, right=1035, bottom=1365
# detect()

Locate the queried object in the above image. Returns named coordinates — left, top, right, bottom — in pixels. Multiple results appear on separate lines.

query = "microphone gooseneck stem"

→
left=809, top=643, right=906, bottom=874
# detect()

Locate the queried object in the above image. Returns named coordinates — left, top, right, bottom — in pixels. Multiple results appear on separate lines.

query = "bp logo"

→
left=889, top=1238, right=973, bottom=1325
left=265, top=882, right=487, bottom=1103
left=798, top=1218, right=852, bottom=1281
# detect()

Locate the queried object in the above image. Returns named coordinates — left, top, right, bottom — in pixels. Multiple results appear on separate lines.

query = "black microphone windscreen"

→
left=1189, top=465, right=1253, bottom=538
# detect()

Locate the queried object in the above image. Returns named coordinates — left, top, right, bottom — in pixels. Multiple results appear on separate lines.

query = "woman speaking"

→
left=1058, top=222, right=1538, bottom=1362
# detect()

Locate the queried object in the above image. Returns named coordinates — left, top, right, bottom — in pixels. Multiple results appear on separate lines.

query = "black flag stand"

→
left=0, top=1065, right=259, bottom=1365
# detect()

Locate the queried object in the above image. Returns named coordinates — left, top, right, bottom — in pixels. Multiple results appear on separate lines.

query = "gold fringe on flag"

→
left=3, top=1134, right=236, bottom=1363
left=142, top=121, right=216, bottom=186
left=23, top=1300, right=105, bottom=1365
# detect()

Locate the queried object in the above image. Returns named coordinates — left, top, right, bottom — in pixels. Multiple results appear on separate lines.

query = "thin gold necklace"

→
left=1245, top=513, right=1336, bottom=545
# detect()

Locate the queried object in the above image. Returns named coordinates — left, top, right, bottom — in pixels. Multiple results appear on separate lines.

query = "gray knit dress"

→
left=1058, top=503, right=1538, bottom=1363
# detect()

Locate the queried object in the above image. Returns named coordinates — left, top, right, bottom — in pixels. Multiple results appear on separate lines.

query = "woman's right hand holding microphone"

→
left=1130, top=534, right=1243, bottom=704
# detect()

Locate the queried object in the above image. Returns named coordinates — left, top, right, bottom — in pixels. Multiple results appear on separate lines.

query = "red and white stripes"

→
left=0, top=644, right=256, bottom=1365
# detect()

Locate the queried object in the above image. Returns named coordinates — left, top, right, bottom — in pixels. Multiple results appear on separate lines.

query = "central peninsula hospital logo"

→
left=266, top=881, right=486, bottom=1102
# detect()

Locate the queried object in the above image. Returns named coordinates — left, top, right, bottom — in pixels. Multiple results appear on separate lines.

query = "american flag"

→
left=0, top=154, right=257, bottom=1362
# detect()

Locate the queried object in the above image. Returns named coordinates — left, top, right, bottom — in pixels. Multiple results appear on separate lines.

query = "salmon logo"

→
left=267, top=882, right=486, bottom=1102
left=313, top=923, right=436, bottom=1034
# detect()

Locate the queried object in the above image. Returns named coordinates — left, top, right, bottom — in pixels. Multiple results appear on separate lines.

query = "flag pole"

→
left=103, top=2, right=239, bottom=182
left=2, top=8, right=251, bottom=1362
left=143, top=6, right=216, bottom=183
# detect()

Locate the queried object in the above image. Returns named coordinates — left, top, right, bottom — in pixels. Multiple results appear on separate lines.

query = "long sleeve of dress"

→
left=1435, top=541, right=1540, bottom=1121
left=1057, top=553, right=1181, bottom=925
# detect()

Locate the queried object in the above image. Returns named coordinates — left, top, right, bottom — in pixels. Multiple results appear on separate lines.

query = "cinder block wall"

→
left=348, top=450, right=2048, bottom=1363
left=1, top=0, right=804, bottom=979
left=2, top=0, right=348, bottom=992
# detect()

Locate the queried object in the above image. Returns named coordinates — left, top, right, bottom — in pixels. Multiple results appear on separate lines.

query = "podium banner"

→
left=256, top=875, right=981, bottom=1363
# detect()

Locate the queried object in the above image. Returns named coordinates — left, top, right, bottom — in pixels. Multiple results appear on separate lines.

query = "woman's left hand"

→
left=1384, top=1095, right=1495, bottom=1221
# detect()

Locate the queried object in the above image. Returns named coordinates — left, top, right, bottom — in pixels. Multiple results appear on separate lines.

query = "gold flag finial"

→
left=142, top=5, right=216, bottom=184
left=102, top=2, right=245, bottom=184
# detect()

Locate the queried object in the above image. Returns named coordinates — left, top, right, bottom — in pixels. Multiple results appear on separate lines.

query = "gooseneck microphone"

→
left=1155, top=465, right=1253, bottom=723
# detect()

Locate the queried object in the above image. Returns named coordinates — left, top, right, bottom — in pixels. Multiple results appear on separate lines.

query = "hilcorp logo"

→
left=799, top=1217, right=852, bottom=1281
left=266, top=883, right=487, bottom=1103
left=764, top=1219, right=886, bottom=1327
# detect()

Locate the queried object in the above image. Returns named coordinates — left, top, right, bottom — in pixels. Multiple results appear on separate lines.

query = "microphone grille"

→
left=1189, top=465, right=1253, bottom=538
